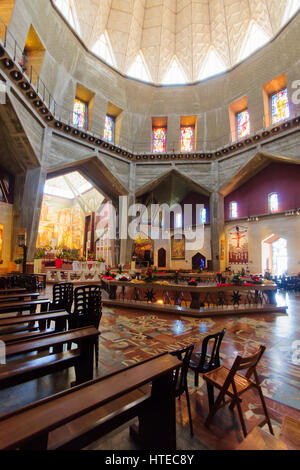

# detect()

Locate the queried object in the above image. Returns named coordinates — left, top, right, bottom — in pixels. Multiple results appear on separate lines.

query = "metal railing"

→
left=0, top=15, right=299, bottom=156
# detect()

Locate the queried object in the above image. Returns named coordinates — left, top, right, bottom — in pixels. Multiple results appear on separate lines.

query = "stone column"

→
left=210, top=191, right=225, bottom=272
left=17, top=128, right=52, bottom=261
left=119, top=163, right=136, bottom=266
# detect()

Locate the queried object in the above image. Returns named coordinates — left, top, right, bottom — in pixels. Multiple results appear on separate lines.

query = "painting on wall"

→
left=37, top=196, right=83, bottom=250
left=133, top=232, right=154, bottom=260
left=0, top=224, right=3, bottom=262
left=171, top=235, right=185, bottom=260
left=228, top=225, right=248, bottom=264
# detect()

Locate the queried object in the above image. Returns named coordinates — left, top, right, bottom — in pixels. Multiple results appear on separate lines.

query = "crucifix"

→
left=232, top=226, right=246, bottom=249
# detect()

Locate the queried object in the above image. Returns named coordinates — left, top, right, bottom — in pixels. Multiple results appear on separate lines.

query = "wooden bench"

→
left=0, top=310, right=69, bottom=342
left=0, top=353, right=181, bottom=450
left=0, top=326, right=99, bottom=391
left=0, top=292, right=40, bottom=302
left=0, top=298, right=50, bottom=315
left=0, top=288, right=27, bottom=295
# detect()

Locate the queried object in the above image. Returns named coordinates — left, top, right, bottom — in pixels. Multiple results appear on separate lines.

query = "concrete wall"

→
left=225, top=216, right=300, bottom=275
left=0, top=202, right=13, bottom=268
left=7, top=0, right=300, bottom=154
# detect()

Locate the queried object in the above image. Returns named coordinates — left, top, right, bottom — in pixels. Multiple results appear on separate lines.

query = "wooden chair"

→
left=69, top=285, right=102, bottom=365
left=171, top=344, right=194, bottom=436
left=189, top=328, right=226, bottom=386
left=203, top=345, right=273, bottom=438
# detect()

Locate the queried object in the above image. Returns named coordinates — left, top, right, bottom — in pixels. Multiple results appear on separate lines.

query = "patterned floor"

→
left=0, top=289, right=299, bottom=449
left=96, top=290, right=300, bottom=449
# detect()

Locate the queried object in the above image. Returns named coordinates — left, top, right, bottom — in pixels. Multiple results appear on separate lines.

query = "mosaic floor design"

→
left=97, top=291, right=300, bottom=449
left=0, top=289, right=299, bottom=449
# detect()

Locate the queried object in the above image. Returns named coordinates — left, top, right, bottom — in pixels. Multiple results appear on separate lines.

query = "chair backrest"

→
left=171, top=344, right=194, bottom=396
left=73, top=285, right=102, bottom=329
left=52, top=282, right=74, bottom=312
left=224, top=345, right=266, bottom=388
left=198, top=328, right=226, bottom=370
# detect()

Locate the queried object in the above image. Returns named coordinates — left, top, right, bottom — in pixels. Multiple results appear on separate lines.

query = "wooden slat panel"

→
left=0, top=354, right=181, bottom=449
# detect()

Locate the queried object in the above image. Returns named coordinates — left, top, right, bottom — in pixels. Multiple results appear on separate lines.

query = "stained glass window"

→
left=181, top=126, right=194, bottom=152
left=230, top=202, right=238, bottom=218
left=152, top=127, right=166, bottom=153
left=271, top=89, right=290, bottom=124
left=104, top=115, right=115, bottom=143
left=73, top=98, right=87, bottom=129
left=200, top=208, right=207, bottom=224
left=269, top=193, right=278, bottom=213
left=237, top=110, right=250, bottom=139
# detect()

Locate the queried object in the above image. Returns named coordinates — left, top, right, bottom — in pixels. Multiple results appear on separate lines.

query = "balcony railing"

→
left=0, top=15, right=300, bottom=156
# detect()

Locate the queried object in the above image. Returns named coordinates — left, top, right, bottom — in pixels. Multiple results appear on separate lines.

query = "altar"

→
left=101, top=278, right=286, bottom=318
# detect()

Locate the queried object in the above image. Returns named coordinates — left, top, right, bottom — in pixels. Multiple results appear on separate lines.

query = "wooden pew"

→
left=0, top=326, right=99, bottom=391
left=0, top=292, right=40, bottom=302
left=0, top=310, right=69, bottom=342
left=0, top=354, right=181, bottom=450
left=0, top=288, right=27, bottom=295
left=0, top=298, right=50, bottom=315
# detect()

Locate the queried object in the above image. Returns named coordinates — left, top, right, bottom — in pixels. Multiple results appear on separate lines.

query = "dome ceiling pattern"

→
left=53, top=0, right=300, bottom=84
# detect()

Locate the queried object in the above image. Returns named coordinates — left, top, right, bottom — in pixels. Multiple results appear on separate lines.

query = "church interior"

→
left=0, top=0, right=299, bottom=453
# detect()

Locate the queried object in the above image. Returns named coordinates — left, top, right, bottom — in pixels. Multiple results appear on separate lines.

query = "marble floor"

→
left=0, top=289, right=299, bottom=450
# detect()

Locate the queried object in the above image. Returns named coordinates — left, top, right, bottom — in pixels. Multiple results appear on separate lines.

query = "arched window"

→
left=268, top=193, right=279, bottom=213
left=230, top=202, right=238, bottom=219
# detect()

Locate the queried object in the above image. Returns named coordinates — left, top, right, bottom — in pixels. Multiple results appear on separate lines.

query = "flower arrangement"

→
left=105, top=265, right=116, bottom=278
left=144, top=267, right=157, bottom=282
left=34, top=248, right=45, bottom=259
left=14, top=258, right=23, bottom=265
left=251, top=275, right=263, bottom=284
left=230, top=274, right=243, bottom=286
left=117, top=264, right=124, bottom=274
left=97, top=257, right=105, bottom=263
left=188, top=279, right=198, bottom=286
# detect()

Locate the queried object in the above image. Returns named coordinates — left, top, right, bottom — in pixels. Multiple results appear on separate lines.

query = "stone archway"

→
left=192, top=252, right=206, bottom=270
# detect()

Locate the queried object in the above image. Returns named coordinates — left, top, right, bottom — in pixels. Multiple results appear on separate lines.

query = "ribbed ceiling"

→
left=53, top=0, right=300, bottom=84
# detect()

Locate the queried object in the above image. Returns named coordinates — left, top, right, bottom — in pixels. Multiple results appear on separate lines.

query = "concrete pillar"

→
left=210, top=191, right=225, bottom=272
left=18, top=128, right=52, bottom=261
left=119, top=163, right=136, bottom=266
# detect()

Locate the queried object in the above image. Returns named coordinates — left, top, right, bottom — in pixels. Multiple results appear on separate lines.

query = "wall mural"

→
left=171, top=235, right=185, bottom=260
left=228, top=225, right=248, bottom=264
left=37, top=196, right=84, bottom=250
left=133, top=232, right=153, bottom=260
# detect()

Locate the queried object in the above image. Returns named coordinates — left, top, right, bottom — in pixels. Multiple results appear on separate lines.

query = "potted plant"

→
left=14, top=258, right=23, bottom=272
left=34, top=248, right=45, bottom=273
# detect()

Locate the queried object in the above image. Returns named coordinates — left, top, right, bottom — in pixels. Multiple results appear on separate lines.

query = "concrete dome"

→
left=53, top=0, right=300, bottom=84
